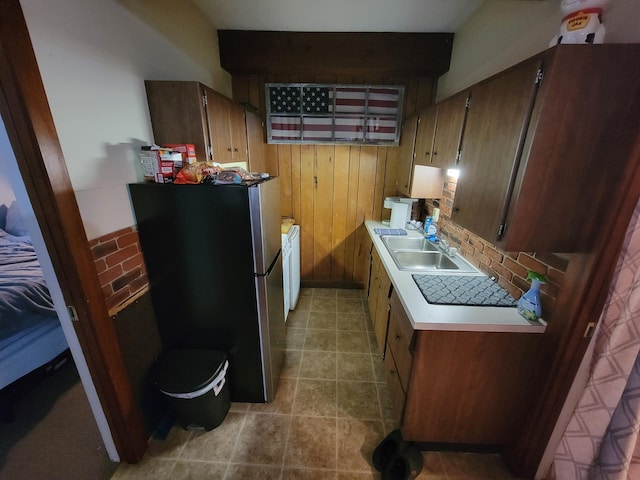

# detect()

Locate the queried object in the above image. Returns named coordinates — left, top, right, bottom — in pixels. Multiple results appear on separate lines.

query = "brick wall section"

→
left=89, top=226, right=148, bottom=313
left=426, top=174, right=569, bottom=318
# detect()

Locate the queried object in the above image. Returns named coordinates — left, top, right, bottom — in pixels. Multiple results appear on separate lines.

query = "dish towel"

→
left=373, top=228, right=407, bottom=236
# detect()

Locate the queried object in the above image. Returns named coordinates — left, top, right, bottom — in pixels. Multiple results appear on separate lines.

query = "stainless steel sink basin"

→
left=390, top=251, right=460, bottom=271
left=382, top=236, right=439, bottom=252
left=381, top=235, right=480, bottom=273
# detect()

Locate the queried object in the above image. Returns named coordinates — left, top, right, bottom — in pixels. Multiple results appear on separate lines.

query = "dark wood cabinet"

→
left=413, top=106, right=437, bottom=167
left=145, top=80, right=251, bottom=167
left=452, top=58, right=542, bottom=244
left=206, top=89, right=249, bottom=164
left=367, top=247, right=392, bottom=351
left=145, top=81, right=211, bottom=163
left=452, top=44, right=640, bottom=252
left=384, top=290, right=539, bottom=445
left=396, top=115, right=418, bottom=196
left=430, top=90, right=470, bottom=169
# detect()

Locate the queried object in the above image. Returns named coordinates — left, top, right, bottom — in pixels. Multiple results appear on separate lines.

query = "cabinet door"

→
left=228, top=101, right=248, bottom=162
left=431, top=91, right=469, bottom=168
left=245, top=111, right=266, bottom=173
left=396, top=115, right=418, bottom=196
left=452, top=59, right=542, bottom=242
left=413, top=106, right=437, bottom=167
left=206, top=89, right=233, bottom=163
left=384, top=346, right=406, bottom=424
left=145, top=81, right=210, bottom=163
left=367, top=248, right=380, bottom=328
left=373, top=265, right=391, bottom=352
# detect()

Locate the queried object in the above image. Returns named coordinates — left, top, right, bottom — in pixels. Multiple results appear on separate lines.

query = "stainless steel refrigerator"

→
left=128, top=177, right=285, bottom=402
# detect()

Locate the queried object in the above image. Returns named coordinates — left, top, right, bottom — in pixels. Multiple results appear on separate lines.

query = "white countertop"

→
left=366, top=221, right=546, bottom=334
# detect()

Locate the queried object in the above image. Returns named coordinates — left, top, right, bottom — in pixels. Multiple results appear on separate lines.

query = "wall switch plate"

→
left=433, top=207, right=440, bottom=222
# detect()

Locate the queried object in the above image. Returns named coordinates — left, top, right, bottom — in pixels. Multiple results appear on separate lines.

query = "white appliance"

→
left=281, top=231, right=291, bottom=320
left=288, top=225, right=301, bottom=309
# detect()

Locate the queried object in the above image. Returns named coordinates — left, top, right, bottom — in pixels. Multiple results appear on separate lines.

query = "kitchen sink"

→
left=390, top=251, right=460, bottom=271
left=381, top=235, right=480, bottom=273
left=382, top=236, right=439, bottom=252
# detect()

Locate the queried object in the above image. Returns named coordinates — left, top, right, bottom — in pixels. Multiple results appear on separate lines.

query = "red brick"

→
left=123, top=253, right=145, bottom=272
left=474, top=250, right=491, bottom=267
left=105, top=245, right=139, bottom=268
left=99, top=265, right=123, bottom=287
left=517, top=253, right=548, bottom=276
left=499, top=278, right=521, bottom=299
left=490, top=261, right=513, bottom=281
left=546, top=268, right=565, bottom=288
left=91, top=239, right=118, bottom=260
left=112, top=267, right=142, bottom=292
left=512, top=275, right=531, bottom=292
left=485, top=247, right=504, bottom=263
left=102, top=283, right=114, bottom=297
left=94, top=258, right=107, bottom=275
left=130, top=274, right=149, bottom=293
left=504, top=256, right=529, bottom=279
left=98, top=226, right=134, bottom=243
left=535, top=252, right=570, bottom=272
left=117, top=231, right=139, bottom=249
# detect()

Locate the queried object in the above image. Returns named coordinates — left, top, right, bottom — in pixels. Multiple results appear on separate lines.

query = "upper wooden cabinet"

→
left=451, top=44, right=640, bottom=252
left=413, top=106, right=437, bottom=167
left=206, top=89, right=248, bottom=164
left=452, top=58, right=542, bottom=245
left=396, top=115, right=418, bottom=196
left=411, top=90, right=469, bottom=173
left=430, top=90, right=470, bottom=169
left=145, top=81, right=250, bottom=166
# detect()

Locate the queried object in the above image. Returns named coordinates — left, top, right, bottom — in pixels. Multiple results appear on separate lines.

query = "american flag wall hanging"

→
left=266, top=84, right=404, bottom=145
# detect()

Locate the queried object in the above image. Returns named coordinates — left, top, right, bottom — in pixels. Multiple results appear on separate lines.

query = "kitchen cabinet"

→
left=207, top=89, right=249, bottom=164
left=385, top=290, right=540, bottom=445
left=367, top=246, right=392, bottom=351
left=413, top=106, right=437, bottom=167
left=245, top=109, right=266, bottom=174
left=430, top=90, right=470, bottom=169
left=145, top=81, right=249, bottom=166
left=395, top=115, right=418, bottom=197
left=451, top=44, right=640, bottom=252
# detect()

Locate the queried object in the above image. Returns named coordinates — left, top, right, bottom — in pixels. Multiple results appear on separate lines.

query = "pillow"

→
left=0, top=203, right=7, bottom=230
left=5, top=201, right=29, bottom=237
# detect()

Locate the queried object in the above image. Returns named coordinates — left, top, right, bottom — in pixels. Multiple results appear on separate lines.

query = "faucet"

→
left=437, top=238, right=457, bottom=258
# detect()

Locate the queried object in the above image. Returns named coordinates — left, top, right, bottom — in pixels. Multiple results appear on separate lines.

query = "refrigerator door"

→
left=256, top=251, right=285, bottom=401
left=249, top=177, right=281, bottom=275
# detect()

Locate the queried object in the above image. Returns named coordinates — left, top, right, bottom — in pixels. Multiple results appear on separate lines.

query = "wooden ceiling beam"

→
left=218, top=30, right=454, bottom=77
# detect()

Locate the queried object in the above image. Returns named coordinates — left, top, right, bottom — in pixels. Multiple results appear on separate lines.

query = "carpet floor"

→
left=0, top=356, right=118, bottom=480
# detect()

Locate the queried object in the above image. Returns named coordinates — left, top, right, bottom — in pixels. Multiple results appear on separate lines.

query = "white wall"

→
left=438, top=0, right=640, bottom=101
left=0, top=172, right=15, bottom=207
left=20, top=0, right=231, bottom=240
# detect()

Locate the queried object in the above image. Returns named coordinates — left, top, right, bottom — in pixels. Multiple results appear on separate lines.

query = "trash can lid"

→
left=156, top=349, right=227, bottom=395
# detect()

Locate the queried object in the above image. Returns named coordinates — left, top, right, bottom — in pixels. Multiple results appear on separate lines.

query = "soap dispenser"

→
left=517, top=271, right=546, bottom=322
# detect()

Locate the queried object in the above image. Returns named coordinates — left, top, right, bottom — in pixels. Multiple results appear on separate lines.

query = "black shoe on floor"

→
left=372, top=429, right=405, bottom=471
left=381, top=443, right=424, bottom=480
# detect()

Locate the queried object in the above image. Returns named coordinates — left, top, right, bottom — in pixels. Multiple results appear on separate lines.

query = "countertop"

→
left=366, top=221, right=546, bottom=334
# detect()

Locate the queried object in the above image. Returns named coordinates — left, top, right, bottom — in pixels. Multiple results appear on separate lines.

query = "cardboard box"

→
left=140, top=147, right=182, bottom=182
left=163, top=144, right=197, bottom=165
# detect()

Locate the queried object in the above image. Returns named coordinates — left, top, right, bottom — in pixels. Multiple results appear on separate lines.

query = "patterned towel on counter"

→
left=412, top=274, right=517, bottom=307
left=373, top=228, right=407, bottom=236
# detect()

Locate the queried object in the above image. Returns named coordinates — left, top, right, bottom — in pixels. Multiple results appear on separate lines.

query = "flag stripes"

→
left=266, top=84, right=403, bottom=144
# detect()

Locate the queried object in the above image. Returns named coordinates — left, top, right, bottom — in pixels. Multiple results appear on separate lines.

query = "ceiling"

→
left=191, top=0, right=487, bottom=33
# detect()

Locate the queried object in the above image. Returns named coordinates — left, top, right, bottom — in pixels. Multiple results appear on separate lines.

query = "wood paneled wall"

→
left=232, top=74, right=435, bottom=287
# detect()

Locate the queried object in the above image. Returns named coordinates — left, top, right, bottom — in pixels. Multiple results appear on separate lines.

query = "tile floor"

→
left=112, top=288, right=523, bottom=480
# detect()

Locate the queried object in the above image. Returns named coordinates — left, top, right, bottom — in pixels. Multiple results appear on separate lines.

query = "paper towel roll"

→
left=390, top=202, right=409, bottom=229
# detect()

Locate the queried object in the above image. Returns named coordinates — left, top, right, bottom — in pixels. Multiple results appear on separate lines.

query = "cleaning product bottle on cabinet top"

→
left=517, top=271, right=546, bottom=322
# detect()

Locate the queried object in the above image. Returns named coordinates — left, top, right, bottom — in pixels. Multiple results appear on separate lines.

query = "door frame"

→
left=0, top=0, right=147, bottom=463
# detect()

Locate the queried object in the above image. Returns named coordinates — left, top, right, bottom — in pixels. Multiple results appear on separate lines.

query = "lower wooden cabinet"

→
left=367, top=247, right=392, bottom=351
left=386, top=290, right=540, bottom=446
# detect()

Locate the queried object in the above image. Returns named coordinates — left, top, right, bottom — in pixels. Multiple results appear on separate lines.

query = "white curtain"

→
left=554, top=199, right=640, bottom=480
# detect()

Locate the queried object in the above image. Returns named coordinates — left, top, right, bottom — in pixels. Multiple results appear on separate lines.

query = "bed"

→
left=0, top=202, right=68, bottom=394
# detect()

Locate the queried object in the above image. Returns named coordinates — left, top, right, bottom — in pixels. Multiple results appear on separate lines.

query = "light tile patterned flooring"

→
left=112, top=288, right=521, bottom=480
